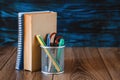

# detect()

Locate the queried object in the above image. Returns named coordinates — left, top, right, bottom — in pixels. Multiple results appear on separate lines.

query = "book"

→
left=16, top=11, right=50, bottom=70
left=24, top=11, right=57, bottom=71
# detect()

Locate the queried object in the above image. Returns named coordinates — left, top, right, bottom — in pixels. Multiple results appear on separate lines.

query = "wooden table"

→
left=0, top=46, right=120, bottom=80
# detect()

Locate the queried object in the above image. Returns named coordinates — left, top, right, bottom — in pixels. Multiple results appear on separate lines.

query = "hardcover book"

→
left=24, top=11, right=57, bottom=71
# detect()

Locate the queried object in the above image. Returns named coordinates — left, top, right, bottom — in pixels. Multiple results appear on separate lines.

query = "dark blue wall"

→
left=0, top=0, right=120, bottom=47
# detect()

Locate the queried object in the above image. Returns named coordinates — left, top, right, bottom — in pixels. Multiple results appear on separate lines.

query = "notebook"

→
left=16, top=12, right=24, bottom=70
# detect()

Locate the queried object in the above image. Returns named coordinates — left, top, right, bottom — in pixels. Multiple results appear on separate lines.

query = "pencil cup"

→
left=41, top=46, right=65, bottom=74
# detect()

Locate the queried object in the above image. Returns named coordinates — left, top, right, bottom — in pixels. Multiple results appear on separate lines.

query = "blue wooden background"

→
left=0, top=0, right=120, bottom=47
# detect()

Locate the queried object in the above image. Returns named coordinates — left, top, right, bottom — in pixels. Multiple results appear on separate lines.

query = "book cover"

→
left=24, top=11, right=57, bottom=71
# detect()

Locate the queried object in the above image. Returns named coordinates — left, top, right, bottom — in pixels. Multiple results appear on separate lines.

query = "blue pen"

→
left=45, top=34, right=51, bottom=71
left=46, top=34, right=50, bottom=46
left=46, top=34, right=53, bottom=72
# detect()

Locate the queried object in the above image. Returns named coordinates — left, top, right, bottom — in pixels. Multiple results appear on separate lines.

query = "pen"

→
left=46, top=34, right=52, bottom=72
left=45, top=34, right=50, bottom=71
left=46, top=34, right=50, bottom=46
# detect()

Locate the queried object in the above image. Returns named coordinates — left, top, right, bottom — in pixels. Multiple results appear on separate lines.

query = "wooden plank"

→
left=0, top=47, right=17, bottom=80
left=54, top=47, right=112, bottom=80
left=22, top=70, right=53, bottom=80
left=98, top=48, right=120, bottom=80
left=0, top=46, right=16, bottom=70
left=33, top=72, right=53, bottom=80
left=0, top=47, right=53, bottom=80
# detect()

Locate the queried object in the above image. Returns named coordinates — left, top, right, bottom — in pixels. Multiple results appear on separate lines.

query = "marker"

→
left=57, top=38, right=65, bottom=62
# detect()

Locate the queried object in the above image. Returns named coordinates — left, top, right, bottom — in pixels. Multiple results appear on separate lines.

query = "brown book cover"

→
left=24, top=11, right=57, bottom=71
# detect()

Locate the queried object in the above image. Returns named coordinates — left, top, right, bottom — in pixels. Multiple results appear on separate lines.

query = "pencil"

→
left=36, top=35, right=61, bottom=72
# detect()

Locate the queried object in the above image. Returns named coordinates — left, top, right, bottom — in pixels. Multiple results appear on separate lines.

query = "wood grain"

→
left=98, top=48, right=120, bottom=80
left=0, top=46, right=16, bottom=70
left=54, top=47, right=112, bottom=80
left=0, top=47, right=120, bottom=80
left=0, top=46, right=53, bottom=80
left=0, top=47, right=17, bottom=80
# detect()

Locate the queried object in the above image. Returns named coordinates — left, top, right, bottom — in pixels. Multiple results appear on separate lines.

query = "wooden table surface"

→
left=0, top=46, right=120, bottom=80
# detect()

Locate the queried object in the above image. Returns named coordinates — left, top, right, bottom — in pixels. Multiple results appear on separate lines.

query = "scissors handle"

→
left=50, top=32, right=56, bottom=46
left=54, top=36, right=63, bottom=45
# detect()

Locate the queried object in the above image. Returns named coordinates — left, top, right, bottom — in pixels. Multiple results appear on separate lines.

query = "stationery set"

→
left=16, top=11, right=65, bottom=74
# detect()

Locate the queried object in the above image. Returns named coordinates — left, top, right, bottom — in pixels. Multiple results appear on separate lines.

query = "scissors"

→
left=50, top=32, right=63, bottom=46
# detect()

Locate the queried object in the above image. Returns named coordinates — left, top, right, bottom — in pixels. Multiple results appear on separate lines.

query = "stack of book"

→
left=16, top=11, right=57, bottom=71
